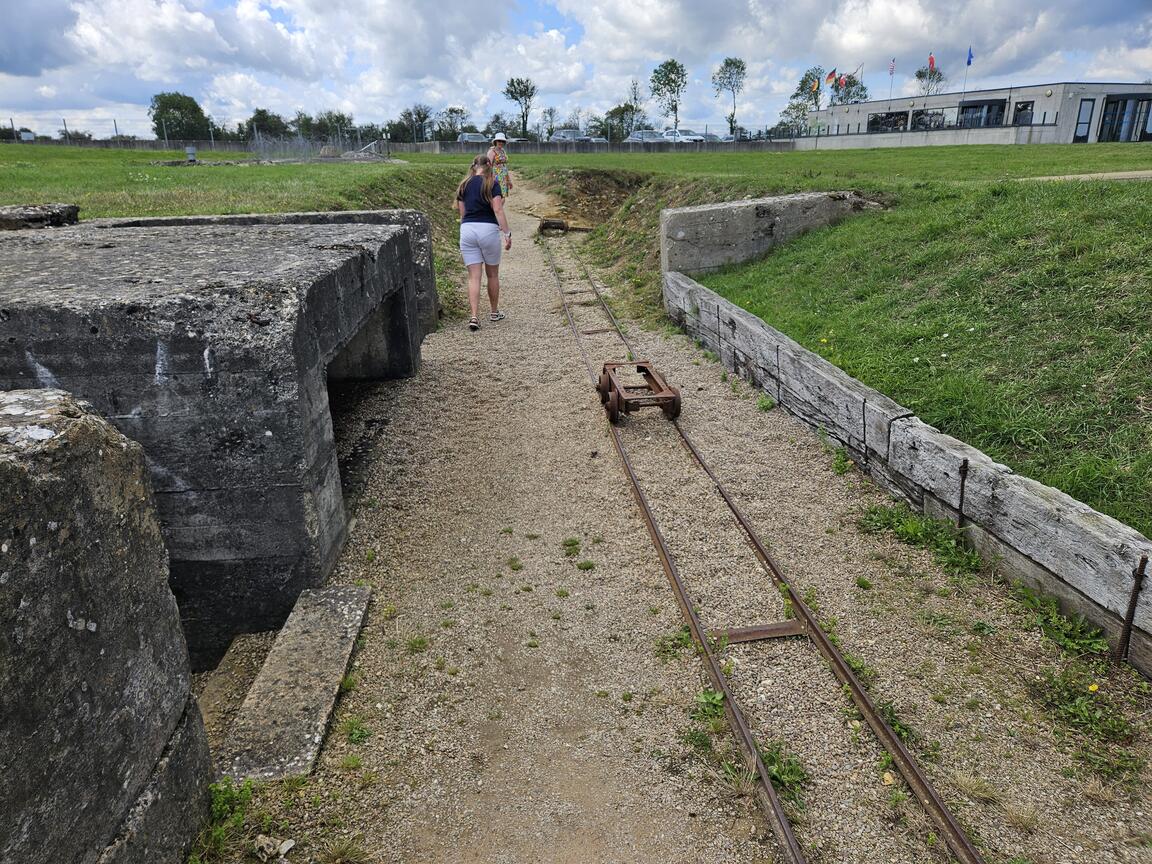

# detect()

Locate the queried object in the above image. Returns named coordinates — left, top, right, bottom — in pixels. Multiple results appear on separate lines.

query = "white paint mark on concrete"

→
left=24, top=351, right=60, bottom=388
left=22, top=426, right=56, bottom=441
left=203, top=346, right=216, bottom=379
left=154, top=340, right=171, bottom=385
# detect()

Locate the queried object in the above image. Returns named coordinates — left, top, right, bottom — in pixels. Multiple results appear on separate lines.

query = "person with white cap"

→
left=487, top=132, right=512, bottom=198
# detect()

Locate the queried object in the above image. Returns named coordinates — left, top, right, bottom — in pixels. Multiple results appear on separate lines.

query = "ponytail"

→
left=456, top=154, right=497, bottom=202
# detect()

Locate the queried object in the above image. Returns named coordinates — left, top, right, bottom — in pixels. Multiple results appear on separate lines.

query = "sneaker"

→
left=489, top=310, right=506, bottom=322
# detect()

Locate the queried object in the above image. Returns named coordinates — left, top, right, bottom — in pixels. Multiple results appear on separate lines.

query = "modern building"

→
left=805, top=82, right=1152, bottom=147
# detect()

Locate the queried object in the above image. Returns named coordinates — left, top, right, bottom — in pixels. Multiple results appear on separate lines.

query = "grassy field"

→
left=4, top=143, right=1150, bottom=535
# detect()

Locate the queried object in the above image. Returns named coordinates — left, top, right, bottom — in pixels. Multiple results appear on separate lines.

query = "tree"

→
left=650, top=59, right=688, bottom=130
left=564, top=107, right=584, bottom=131
left=58, top=127, right=93, bottom=141
left=243, top=108, right=289, bottom=139
left=290, top=111, right=314, bottom=138
left=149, top=91, right=211, bottom=140
left=914, top=65, right=947, bottom=96
left=503, top=77, right=538, bottom=138
left=712, top=57, right=747, bottom=135
left=314, top=110, right=354, bottom=142
left=434, top=106, right=470, bottom=140
left=540, top=107, right=559, bottom=138
left=791, top=67, right=825, bottom=111
left=484, top=112, right=515, bottom=136
left=829, top=73, right=869, bottom=106
left=398, top=104, right=433, bottom=141
left=778, top=99, right=812, bottom=133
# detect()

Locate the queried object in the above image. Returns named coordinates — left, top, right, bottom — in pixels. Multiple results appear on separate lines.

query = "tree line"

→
left=5, top=58, right=953, bottom=145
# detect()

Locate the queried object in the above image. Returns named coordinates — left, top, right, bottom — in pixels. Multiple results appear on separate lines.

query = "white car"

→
left=662, top=128, right=704, bottom=143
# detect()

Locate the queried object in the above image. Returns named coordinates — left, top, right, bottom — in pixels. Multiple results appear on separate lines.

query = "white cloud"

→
left=1, top=0, right=1149, bottom=137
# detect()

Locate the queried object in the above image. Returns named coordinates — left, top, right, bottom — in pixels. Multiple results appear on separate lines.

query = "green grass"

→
left=858, top=503, right=984, bottom=575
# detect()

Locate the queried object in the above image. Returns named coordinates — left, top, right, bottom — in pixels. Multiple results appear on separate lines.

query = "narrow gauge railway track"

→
left=538, top=231, right=985, bottom=864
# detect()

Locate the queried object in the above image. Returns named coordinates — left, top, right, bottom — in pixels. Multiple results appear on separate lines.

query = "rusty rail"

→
left=542, top=233, right=986, bottom=864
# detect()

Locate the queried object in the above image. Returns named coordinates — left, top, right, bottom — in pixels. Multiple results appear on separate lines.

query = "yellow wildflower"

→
left=1088, top=683, right=1099, bottom=693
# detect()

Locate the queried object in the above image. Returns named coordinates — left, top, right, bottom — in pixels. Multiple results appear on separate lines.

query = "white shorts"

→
left=460, top=222, right=503, bottom=266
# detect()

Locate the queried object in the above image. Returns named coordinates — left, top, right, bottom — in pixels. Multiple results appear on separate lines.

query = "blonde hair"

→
left=456, top=154, right=497, bottom=203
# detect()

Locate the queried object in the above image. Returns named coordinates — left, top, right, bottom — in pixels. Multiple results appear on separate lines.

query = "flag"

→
left=811, top=76, right=820, bottom=92
left=928, top=52, right=936, bottom=71
left=825, top=69, right=837, bottom=85
left=966, top=46, right=974, bottom=67
left=888, top=57, right=895, bottom=76
left=839, top=74, right=847, bottom=87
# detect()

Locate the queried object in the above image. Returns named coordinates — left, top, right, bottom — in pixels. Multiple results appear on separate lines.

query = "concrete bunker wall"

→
left=0, top=390, right=211, bottom=864
left=0, top=215, right=436, bottom=669
left=660, top=195, right=1152, bottom=675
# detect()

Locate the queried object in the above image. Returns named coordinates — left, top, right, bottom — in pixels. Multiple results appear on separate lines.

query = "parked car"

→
left=588, top=136, right=609, bottom=144
left=550, top=128, right=589, bottom=142
left=624, top=129, right=664, bottom=143
left=701, top=132, right=721, bottom=142
left=456, top=132, right=489, bottom=143
left=662, top=128, right=704, bottom=143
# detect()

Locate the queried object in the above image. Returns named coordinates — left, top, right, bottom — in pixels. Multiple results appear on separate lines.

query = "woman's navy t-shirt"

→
left=458, top=175, right=503, bottom=224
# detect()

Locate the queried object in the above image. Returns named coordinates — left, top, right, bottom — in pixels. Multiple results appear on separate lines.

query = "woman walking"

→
left=488, top=132, right=512, bottom=198
left=455, top=153, right=512, bottom=331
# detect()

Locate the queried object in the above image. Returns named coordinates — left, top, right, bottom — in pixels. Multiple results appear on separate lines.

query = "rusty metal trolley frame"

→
left=597, top=361, right=682, bottom=423
left=540, top=232, right=986, bottom=864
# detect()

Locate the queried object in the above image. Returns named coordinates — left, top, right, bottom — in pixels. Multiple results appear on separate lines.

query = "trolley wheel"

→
left=662, top=391, right=682, bottom=421
left=607, top=389, right=621, bottom=424
left=597, top=371, right=611, bottom=404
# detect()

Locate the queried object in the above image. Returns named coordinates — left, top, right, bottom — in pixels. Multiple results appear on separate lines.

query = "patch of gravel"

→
left=192, top=631, right=277, bottom=755
left=224, top=182, right=1149, bottom=864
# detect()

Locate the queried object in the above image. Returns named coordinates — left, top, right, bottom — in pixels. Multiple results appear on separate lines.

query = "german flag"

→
left=825, top=68, right=837, bottom=85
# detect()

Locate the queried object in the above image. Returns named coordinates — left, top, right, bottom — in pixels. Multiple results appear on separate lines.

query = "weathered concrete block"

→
left=0, top=220, right=428, bottom=668
left=221, top=585, right=371, bottom=781
left=0, top=203, right=79, bottom=230
left=97, top=210, right=440, bottom=335
left=0, top=390, right=209, bottom=864
left=660, top=191, right=877, bottom=276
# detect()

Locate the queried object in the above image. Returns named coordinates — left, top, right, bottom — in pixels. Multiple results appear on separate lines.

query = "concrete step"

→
left=219, top=585, right=370, bottom=781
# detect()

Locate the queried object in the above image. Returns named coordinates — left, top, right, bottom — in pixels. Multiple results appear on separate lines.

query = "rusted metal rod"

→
left=1114, top=555, right=1148, bottom=662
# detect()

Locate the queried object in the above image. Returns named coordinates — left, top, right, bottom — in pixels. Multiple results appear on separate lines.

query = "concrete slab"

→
left=0, top=203, right=78, bottom=230
left=0, top=222, right=427, bottom=668
left=220, top=585, right=370, bottom=781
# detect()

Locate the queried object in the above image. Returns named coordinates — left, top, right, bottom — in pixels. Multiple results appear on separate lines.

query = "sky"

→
left=1, top=0, right=1150, bottom=138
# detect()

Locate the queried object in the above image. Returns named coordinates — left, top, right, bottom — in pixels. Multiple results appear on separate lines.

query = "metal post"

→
left=162, top=118, right=169, bottom=150
left=208, top=121, right=214, bottom=148
left=62, top=117, right=70, bottom=143
left=9, top=117, right=15, bottom=141
left=113, top=118, right=119, bottom=144
left=1113, top=556, right=1148, bottom=662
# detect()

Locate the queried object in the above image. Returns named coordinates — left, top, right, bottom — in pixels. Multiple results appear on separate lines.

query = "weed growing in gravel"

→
left=440, top=619, right=456, bottom=629
left=341, top=717, right=372, bottom=745
left=877, top=700, right=917, bottom=744
left=364, top=549, right=376, bottom=563
left=720, top=370, right=729, bottom=383
left=405, top=636, right=429, bottom=654
left=596, top=690, right=609, bottom=698
left=682, top=728, right=712, bottom=753
left=556, top=588, right=570, bottom=598
left=187, top=778, right=255, bottom=864
left=439, top=600, right=455, bottom=610
left=757, top=393, right=776, bottom=412
left=656, top=625, right=694, bottom=661
left=562, top=537, right=581, bottom=557
left=501, top=526, right=513, bottom=535
left=479, top=587, right=493, bottom=597
left=340, top=755, right=362, bottom=771
left=858, top=503, right=982, bottom=576
left=1002, top=803, right=1040, bottom=832
left=843, top=652, right=878, bottom=687
left=778, top=584, right=794, bottom=619
left=507, top=557, right=523, bottom=572
left=527, top=638, right=540, bottom=648
left=856, top=576, right=873, bottom=590
left=380, top=604, right=398, bottom=620
left=622, top=692, right=633, bottom=702
left=434, top=656, right=446, bottom=671
left=525, top=532, right=541, bottom=540
left=719, top=760, right=758, bottom=797
left=951, top=771, right=1002, bottom=804
left=801, top=585, right=821, bottom=616
left=692, top=688, right=726, bottom=722
left=339, top=674, right=359, bottom=694
left=832, top=447, right=852, bottom=475
left=758, top=739, right=809, bottom=807
left=576, top=560, right=595, bottom=571
left=318, top=835, right=371, bottom=864
left=551, top=611, right=561, bottom=620
left=1012, top=584, right=1109, bottom=654
left=1033, top=666, right=1132, bottom=743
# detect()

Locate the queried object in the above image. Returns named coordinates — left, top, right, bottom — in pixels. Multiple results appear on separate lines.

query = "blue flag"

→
left=967, top=46, right=974, bottom=66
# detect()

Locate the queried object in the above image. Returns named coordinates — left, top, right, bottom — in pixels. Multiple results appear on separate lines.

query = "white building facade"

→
left=805, top=82, right=1152, bottom=147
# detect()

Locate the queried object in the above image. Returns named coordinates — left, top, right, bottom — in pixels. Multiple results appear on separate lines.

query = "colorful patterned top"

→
left=489, top=145, right=510, bottom=197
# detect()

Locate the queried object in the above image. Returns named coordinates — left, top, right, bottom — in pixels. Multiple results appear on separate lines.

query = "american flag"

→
left=888, top=58, right=896, bottom=76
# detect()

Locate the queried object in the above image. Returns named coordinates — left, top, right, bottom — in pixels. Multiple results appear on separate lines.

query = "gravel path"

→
left=225, top=181, right=1149, bottom=864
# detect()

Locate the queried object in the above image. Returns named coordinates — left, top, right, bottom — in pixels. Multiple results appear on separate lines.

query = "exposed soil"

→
left=198, top=178, right=1150, bottom=864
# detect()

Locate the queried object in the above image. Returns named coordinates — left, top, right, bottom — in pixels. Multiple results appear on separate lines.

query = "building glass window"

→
left=1073, top=98, right=1095, bottom=143
left=867, top=111, right=909, bottom=133
left=1098, top=96, right=1152, bottom=142
left=958, top=100, right=1006, bottom=128
left=1013, top=101, right=1035, bottom=125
